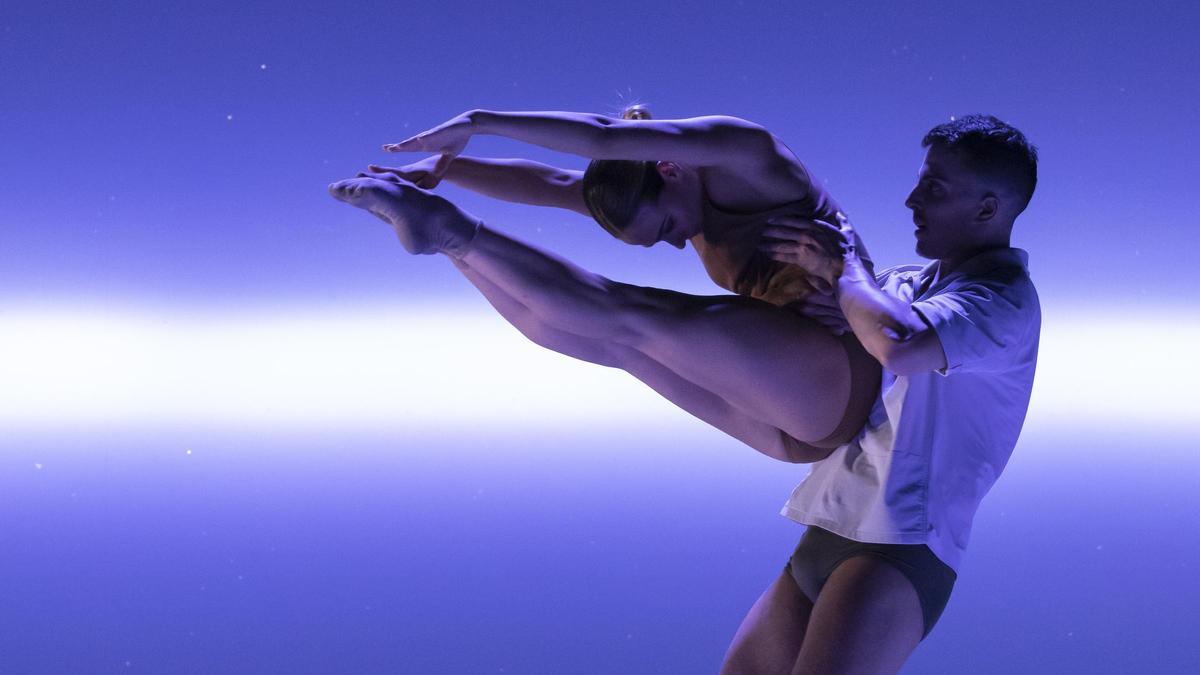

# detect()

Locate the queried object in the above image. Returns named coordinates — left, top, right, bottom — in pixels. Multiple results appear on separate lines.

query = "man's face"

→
left=904, top=145, right=989, bottom=260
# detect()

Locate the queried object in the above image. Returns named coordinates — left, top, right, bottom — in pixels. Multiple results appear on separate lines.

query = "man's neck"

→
left=935, top=240, right=1012, bottom=282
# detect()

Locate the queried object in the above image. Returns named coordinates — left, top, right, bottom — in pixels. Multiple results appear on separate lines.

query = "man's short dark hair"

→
left=923, top=115, right=1039, bottom=211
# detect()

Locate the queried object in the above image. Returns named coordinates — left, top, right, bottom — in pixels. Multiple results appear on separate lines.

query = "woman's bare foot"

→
left=328, top=177, right=479, bottom=256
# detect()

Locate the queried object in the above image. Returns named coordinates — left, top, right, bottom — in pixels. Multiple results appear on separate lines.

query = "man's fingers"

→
left=799, top=305, right=844, bottom=320
left=758, top=240, right=797, bottom=254
left=762, top=224, right=837, bottom=252
left=760, top=236, right=823, bottom=253
left=760, top=251, right=799, bottom=266
left=761, top=226, right=807, bottom=241
left=768, top=216, right=838, bottom=231
left=765, top=215, right=834, bottom=230
left=758, top=249, right=806, bottom=265
left=801, top=292, right=841, bottom=309
left=800, top=312, right=848, bottom=335
left=764, top=215, right=810, bottom=228
left=834, top=212, right=858, bottom=239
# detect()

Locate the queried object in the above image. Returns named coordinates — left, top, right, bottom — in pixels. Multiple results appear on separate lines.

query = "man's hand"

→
left=759, top=217, right=841, bottom=292
left=803, top=212, right=875, bottom=275
left=794, top=291, right=852, bottom=336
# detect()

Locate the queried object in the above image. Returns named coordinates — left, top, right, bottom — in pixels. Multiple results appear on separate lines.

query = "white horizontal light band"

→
left=0, top=305, right=1194, bottom=434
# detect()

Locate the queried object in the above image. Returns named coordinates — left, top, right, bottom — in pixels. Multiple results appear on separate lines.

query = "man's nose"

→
left=904, top=187, right=920, bottom=209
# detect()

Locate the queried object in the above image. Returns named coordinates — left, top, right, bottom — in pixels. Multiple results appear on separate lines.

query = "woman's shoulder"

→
left=699, top=162, right=813, bottom=212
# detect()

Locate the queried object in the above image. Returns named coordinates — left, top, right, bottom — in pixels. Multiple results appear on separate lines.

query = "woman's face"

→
left=618, top=165, right=703, bottom=249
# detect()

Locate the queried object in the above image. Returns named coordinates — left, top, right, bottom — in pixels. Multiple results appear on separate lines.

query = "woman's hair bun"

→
left=621, top=104, right=652, bottom=120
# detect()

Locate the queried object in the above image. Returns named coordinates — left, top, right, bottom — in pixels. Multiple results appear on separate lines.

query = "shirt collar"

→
left=915, top=248, right=1030, bottom=297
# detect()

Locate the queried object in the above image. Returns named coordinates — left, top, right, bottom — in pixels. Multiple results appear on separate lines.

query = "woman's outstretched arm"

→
left=384, top=110, right=781, bottom=170
left=368, top=156, right=589, bottom=215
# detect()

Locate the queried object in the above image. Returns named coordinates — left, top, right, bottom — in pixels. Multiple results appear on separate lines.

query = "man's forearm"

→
left=836, top=258, right=926, bottom=368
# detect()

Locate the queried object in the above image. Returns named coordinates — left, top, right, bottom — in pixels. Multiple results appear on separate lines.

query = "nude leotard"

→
left=689, top=187, right=880, bottom=448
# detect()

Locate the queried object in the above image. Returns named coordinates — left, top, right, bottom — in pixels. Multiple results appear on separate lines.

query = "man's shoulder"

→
left=874, top=263, right=926, bottom=285
left=944, top=259, right=1040, bottom=312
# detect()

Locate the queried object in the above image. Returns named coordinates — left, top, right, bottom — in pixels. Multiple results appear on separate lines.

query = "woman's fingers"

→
left=365, top=164, right=433, bottom=186
left=384, top=115, right=468, bottom=153
left=415, top=172, right=441, bottom=189
left=367, top=164, right=404, bottom=175
left=368, top=164, right=416, bottom=178
left=382, top=131, right=430, bottom=152
left=354, top=170, right=394, bottom=182
left=430, top=152, right=457, bottom=179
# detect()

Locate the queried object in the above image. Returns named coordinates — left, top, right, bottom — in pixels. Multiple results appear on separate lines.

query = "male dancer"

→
left=724, top=116, right=1040, bottom=673
left=329, top=115, right=1040, bottom=674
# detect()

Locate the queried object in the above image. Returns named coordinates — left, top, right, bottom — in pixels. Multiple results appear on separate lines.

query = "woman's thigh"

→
left=620, top=289, right=869, bottom=443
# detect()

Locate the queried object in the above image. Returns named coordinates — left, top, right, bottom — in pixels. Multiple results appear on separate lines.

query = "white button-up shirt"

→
left=781, top=248, right=1041, bottom=572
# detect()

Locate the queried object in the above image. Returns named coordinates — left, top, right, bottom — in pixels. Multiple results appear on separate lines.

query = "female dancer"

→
left=358, top=107, right=880, bottom=456
left=373, top=106, right=868, bottom=302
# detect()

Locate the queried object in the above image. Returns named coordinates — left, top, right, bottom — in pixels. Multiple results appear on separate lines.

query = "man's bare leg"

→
left=792, top=556, right=924, bottom=674
left=451, top=258, right=826, bottom=462
left=720, top=570, right=813, bottom=674
left=329, top=177, right=854, bottom=445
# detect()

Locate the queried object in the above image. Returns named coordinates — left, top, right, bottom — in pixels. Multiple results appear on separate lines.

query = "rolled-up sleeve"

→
left=911, top=275, right=1037, bottom=376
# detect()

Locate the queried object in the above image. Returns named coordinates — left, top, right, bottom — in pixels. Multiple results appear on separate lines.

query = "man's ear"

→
left=977, top=194, right=999, bottom=223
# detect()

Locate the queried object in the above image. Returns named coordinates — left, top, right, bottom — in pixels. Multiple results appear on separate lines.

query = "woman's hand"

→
left=365, top=156, right=443, bottom=190
left=382, top=112, right=475, bottom=183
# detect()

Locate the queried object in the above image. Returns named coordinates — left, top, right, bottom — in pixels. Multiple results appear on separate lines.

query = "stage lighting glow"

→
left=0, top=305, right=679, bottom=432
left=0, top=305, right=1194, bottom=434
